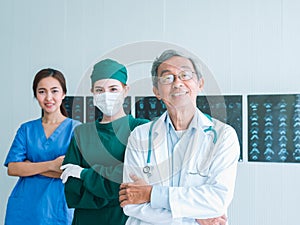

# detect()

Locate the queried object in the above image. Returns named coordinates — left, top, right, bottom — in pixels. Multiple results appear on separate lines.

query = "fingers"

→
left=55, top=155, right=65, bottom=165
left=60, top=170, right=68, bottom=183
left=129, top=173, right=139, bottom=182
left=59, top=164, right=74, bottom=183
left=119, top=185, right=136, bottom=207
left=129, top=174, right=148, bottom=185
left=216, top=217, right=227, bottom=225
left=195, top=215, right=228, bottom=225
left=119, top=174, right=151, bottom=207
left=120, top=183, right=127, bottom=189
left=60, top=163, right=73, bottom=170
left=120, top=181, right=138, bottom=189
left=119, top=188, right=128, bottom=207
left=119, top=187, right=134, bottom=207
left=220, top=214, right=227, bottom=221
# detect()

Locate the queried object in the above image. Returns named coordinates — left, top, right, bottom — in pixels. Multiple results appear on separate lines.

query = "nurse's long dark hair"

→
left=32, top=68, right=68, bottom=117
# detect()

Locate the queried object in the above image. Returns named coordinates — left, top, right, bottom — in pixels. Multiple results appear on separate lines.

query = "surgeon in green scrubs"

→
left=60, top=58, right=149, bottom=225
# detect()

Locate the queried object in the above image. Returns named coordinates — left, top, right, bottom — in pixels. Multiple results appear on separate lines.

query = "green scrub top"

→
left=63, top=115, right=149, bottom=225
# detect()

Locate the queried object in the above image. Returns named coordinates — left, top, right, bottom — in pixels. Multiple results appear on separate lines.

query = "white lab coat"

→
left=123, top=110, right=240, bottom=225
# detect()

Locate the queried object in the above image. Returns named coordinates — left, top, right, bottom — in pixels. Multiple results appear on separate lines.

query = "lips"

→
left=171, top=91, right=187, bottom=97
left=45, top=102, right=54, bottom=107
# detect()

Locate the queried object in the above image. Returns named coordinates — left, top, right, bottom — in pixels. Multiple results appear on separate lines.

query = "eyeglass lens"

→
left=159, top=71, right=194, bottom=84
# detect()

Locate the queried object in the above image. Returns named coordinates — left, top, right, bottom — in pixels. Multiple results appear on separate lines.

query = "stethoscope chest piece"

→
left=143, top=165, right=151, bottom=175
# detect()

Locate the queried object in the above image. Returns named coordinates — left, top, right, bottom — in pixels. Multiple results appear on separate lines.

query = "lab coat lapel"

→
left=151, top=114, right=171, bottom=186
left=177, top=128, right=206, bottom=184
left=178, top=111, right=214, bottom=186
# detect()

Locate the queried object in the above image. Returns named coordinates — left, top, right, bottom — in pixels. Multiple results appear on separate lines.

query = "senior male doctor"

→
left=119, top=49, right=240, bottom=225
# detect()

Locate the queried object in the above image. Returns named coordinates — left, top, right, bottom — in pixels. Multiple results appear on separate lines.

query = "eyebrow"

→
left=94, top=84, right=120, bottom=88
left=160, top=69, right=172, bottom=75
left=160, top=66, right=193, bottom=75
left=181, top=66, right=193, bottom=70
left=37, top=87, right=60, bottom=91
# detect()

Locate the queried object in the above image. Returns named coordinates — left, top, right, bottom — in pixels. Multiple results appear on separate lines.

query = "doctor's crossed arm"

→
left=119, top=175, right=227, bottom=225
left=119, top=49, right=240, bottom=225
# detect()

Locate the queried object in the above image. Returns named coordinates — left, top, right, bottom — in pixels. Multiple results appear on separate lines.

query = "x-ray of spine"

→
left=249, top=102, right=260, bottom=161
left=277, top=99, right=288, bottom=161
left=292, top=94, right=300, bottom=161
left=248, top=94, right=300, bottom=163
left=135, top=97, right=166, bottom=120
left=263, top=102, right=275, bottom=161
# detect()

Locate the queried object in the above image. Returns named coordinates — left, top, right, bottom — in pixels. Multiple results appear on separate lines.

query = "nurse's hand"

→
left=50, top=155, right=65, bottom=172
left=196, top=214, right=227, bottom=225
left=119, top=174, right=152, bottom=207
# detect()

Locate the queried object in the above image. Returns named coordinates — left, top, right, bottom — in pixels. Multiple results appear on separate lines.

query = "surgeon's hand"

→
left=60, top=164, right=83, bottom=184
left=196, top=214, right=227, bottom=225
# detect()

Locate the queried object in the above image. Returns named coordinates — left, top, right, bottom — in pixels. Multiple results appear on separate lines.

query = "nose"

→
left=172, top=75, right=184, bottom=88
left=46, top=92, right=53, bottom=100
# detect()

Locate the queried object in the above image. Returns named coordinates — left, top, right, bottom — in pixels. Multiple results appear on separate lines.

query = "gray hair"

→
left=151, top=49, right=203, bottom=88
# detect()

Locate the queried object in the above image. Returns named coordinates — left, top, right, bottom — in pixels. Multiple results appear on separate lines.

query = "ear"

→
left=62, top=93, right=66, bottom=100
left=123, top=85, right=130, bottom=97
left=198, top=78, right=204, bottom=90
left=153, top=86, right=161, bottom=100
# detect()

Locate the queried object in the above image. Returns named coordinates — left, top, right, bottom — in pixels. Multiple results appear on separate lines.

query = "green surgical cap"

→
left=90, top=59, right=127, bottom=86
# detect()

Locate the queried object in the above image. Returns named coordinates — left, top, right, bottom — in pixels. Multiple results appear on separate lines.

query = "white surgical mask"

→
left=93, top=92, right=124, bottom=116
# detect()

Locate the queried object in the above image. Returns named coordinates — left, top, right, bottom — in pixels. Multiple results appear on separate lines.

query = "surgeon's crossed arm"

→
left=119, top=174, right=227, bottom=225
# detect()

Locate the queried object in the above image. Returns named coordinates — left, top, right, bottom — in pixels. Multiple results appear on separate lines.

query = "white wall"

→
left=1, top=0, right=300, bottom=224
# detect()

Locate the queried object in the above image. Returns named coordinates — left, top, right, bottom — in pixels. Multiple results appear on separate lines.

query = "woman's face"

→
left=36, top=76, right=65, bottom=115
left=91, top=79, right=129, bottom=118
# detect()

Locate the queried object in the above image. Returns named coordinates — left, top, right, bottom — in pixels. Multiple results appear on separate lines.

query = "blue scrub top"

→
left=4, top=118, right=80, bottom=225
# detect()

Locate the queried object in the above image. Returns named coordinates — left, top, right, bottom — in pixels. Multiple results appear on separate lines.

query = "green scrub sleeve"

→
left=63, top=137, right=121, bottom=208
left=80, top=163, right=123, bottom=199
left=63, top=138, right=110, bottom=209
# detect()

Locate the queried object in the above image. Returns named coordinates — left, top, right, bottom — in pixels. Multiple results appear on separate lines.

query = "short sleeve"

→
left=4, top=124, right=27, bottom=167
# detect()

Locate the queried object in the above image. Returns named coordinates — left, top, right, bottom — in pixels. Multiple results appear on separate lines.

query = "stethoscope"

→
left=143, top=114, right=218, bottom=176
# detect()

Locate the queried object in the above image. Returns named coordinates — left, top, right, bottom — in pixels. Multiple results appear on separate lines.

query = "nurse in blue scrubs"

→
left=4, top=68, right=81, bottom=225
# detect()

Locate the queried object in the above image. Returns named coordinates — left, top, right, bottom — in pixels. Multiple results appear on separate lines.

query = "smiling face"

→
left=153, top=56, right=204, bottom=111
left=36, top=76, right=66, bottom=115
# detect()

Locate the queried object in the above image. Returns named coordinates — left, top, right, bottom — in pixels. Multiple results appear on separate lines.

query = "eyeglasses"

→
left=158, top=71, right=195, bottom=85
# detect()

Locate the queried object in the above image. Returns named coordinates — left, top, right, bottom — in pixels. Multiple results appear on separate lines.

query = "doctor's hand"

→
left=60, top=164, right=83, bottom=184
left=119, top=174, right=152, bottom=207
left=128, top=173, right=148, bottom=185
left=196, top=214, right=227, bottom=225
